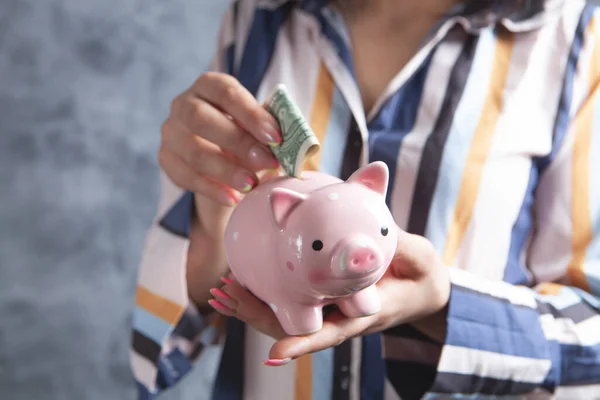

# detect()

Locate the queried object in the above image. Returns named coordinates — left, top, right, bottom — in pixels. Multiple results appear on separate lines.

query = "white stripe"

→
left=130, top=349, right=158, bottom=393
left=255, top=10, right=321, bottom=118
left=137, top=223, right=190, bottom=307
left=384, top=379, right=402, bottom=400
left=528, top=2, right=593, bottom=284
left=449, top=267, right=538, bottom=309
left=390, top=31, right=466, bottom=230
left=209, top=4, right=236, bottom=73
left=438, top=345, right=552, bottom=383
left=555, top=383, right=600, bottom=399
left=544, top=314, right=600, bottom=346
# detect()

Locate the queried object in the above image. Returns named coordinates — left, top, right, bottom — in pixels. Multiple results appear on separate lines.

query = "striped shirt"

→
left=130, top=0, right=600, bottom=399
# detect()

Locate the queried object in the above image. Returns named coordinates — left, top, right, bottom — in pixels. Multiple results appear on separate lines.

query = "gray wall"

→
left=2, top=1, right=600, bottom=400
left=0, top=1, right=227, bottom=399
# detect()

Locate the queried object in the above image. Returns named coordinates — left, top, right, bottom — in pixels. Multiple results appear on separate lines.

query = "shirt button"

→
left=341, top=377, right=349, bottom=390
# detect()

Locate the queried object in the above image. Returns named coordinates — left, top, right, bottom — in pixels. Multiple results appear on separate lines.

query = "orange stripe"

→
left=294, top=355, right=313, bottom=400
left=568, top=17, right=599, bottom=292
left=135, top=286, right=184, bottom=325
left=537, top=282, right=564, bottom=296
left=294, top=62, right=335, bottom=400
left=442, top=29, right=516, bottom=265
left=302, top=62, right=335, bottom=172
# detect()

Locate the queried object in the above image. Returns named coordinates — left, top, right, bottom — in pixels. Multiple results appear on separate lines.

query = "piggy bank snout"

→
left=333, top=236, right=384, bottom=276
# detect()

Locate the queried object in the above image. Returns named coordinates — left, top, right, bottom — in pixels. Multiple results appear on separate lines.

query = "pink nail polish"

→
left=208, top=299, right=234, bottom=314
left=210, top=288, right=232, bottom=300
left=232, top=171, right=256, bottom=193
left=219, top=189, right=239, bottom=206
left=263, top=358, right=292, bottom=367
left=220, top=276, right=233, bottom=285
left=262, top=122, right=282, bottom=145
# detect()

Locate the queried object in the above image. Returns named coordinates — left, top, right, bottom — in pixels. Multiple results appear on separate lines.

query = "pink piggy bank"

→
left=224, top=161, right=398, bottom=336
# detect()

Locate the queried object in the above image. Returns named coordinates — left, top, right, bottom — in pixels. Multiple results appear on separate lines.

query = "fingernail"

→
left=208, top=299, right=235, bottom=315
left=210, top=288, right=238, bottom=310
left=220, top=276, right=233, bottom=285
left=210, top=287, right=231, bottom=300
left=261, top=121, right=282, bottom=145
left=219, top=189, right=239, bottom=206
left=263, top=358, right=292, bottom=367
left=232, top=170, right=256, bottom=193
left=248, top=145, right=279, bottom=170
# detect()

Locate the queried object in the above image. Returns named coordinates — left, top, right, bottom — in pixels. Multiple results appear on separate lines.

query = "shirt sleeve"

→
left=130, top=3, right=240, bottom=398
left=427, top=11, right=600, bottom=398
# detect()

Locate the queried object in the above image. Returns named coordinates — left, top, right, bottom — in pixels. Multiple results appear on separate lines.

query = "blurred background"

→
left=0, top=0, right=227, bottom=399
left=2, top=1, right=600, bottom=399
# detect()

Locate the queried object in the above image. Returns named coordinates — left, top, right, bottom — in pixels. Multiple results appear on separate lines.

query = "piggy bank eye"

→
left=381, top=227, right=389, bottom=236
left=312, top=240, right=324, bottom=251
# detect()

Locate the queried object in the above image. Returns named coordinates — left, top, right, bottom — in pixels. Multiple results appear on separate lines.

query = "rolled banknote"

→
left=265, top=84, right=320, bottom=177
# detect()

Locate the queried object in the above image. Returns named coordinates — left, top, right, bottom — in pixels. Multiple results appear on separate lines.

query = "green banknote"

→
left=265, top=84, right=320, bottom=177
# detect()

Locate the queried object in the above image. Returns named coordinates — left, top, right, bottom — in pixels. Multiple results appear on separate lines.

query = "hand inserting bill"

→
left=208, top=228, right=451, bottom=366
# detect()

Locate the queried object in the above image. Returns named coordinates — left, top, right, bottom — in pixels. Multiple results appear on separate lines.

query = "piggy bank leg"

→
left=273, top=304, right=323, bottom=336
left=336, top=285, right=381, bottom=318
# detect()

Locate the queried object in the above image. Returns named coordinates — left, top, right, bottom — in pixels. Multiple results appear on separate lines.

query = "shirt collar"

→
left=294, top=0, right=560, bottom=33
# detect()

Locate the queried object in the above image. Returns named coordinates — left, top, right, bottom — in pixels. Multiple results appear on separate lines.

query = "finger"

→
left=268, top=311, right=375, bottom=361
left=209, top=287, right=238, bottom=310
left=165, top=128, right=261, bottom=194
left=392, top=228, right=436, bottom=279
left=257, top=168, right=283, bottom=184
left=222, top=282, right=287, bottom=340
left=208, top=299, right=236, bottom=317
left=167, top=104, right=279, bottom=173
left=158, top=147, right=239, bottom=207
left=193, top=72, right=282, bottom=145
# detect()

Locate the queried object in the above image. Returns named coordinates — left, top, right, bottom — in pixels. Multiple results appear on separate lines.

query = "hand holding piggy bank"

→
left=224, top=161, right=398, bottom=336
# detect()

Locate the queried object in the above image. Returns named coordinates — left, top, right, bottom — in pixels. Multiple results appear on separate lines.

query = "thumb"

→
left=391, top=227, right=436, bottom=279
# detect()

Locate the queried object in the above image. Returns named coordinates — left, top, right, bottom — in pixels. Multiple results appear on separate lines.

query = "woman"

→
left=131, top=0, right=600, bottom=399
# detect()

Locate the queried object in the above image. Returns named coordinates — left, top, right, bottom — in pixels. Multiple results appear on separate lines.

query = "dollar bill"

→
left=265, top=84, right=320, bottom=178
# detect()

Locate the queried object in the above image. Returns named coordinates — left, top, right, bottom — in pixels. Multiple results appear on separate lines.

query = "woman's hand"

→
left=159, top=72, right=281, bottom=307
left=208, top=228, right=451, bottom=364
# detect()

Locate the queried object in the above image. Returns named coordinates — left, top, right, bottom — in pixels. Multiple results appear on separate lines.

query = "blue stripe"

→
left=368, top=51, right=434, bottom=208
left=502, top=165, right=537, bottom=285
left=156, top=348, right=194, bottom=390
left=541, top=339, right=561, bottom=390
left=236, top=4, right=293, bottom=96
left=312, top=348, right=334, bottom=400
left=560, top=342, right=600, bottom=385
left=425, top=27, right=496, bottom=253
left=535, top=4, right=595, bottom=173
left=319, top=86, right=352, bottom=176
left=136, top=380, right=155, bottom=400
left=158, top=190, right=194, bottom=238
left=302, top=2, right=355, bottom=78
left=446, top=286, right=549, bottom=359
left=422, top=392, right=522, bottom=400
left=212, top=318, right=245, bottom=400
left=225, top=44, right=235, bottom=75
left=361, top=334, right=386, bottom=400
left=133, top=307, right=174, bottom=346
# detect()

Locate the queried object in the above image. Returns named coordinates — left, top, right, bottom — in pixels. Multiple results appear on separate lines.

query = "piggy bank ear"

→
left=346, top=161, right=389, bottom=197
left=269, top=188, right=306, bottom=229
